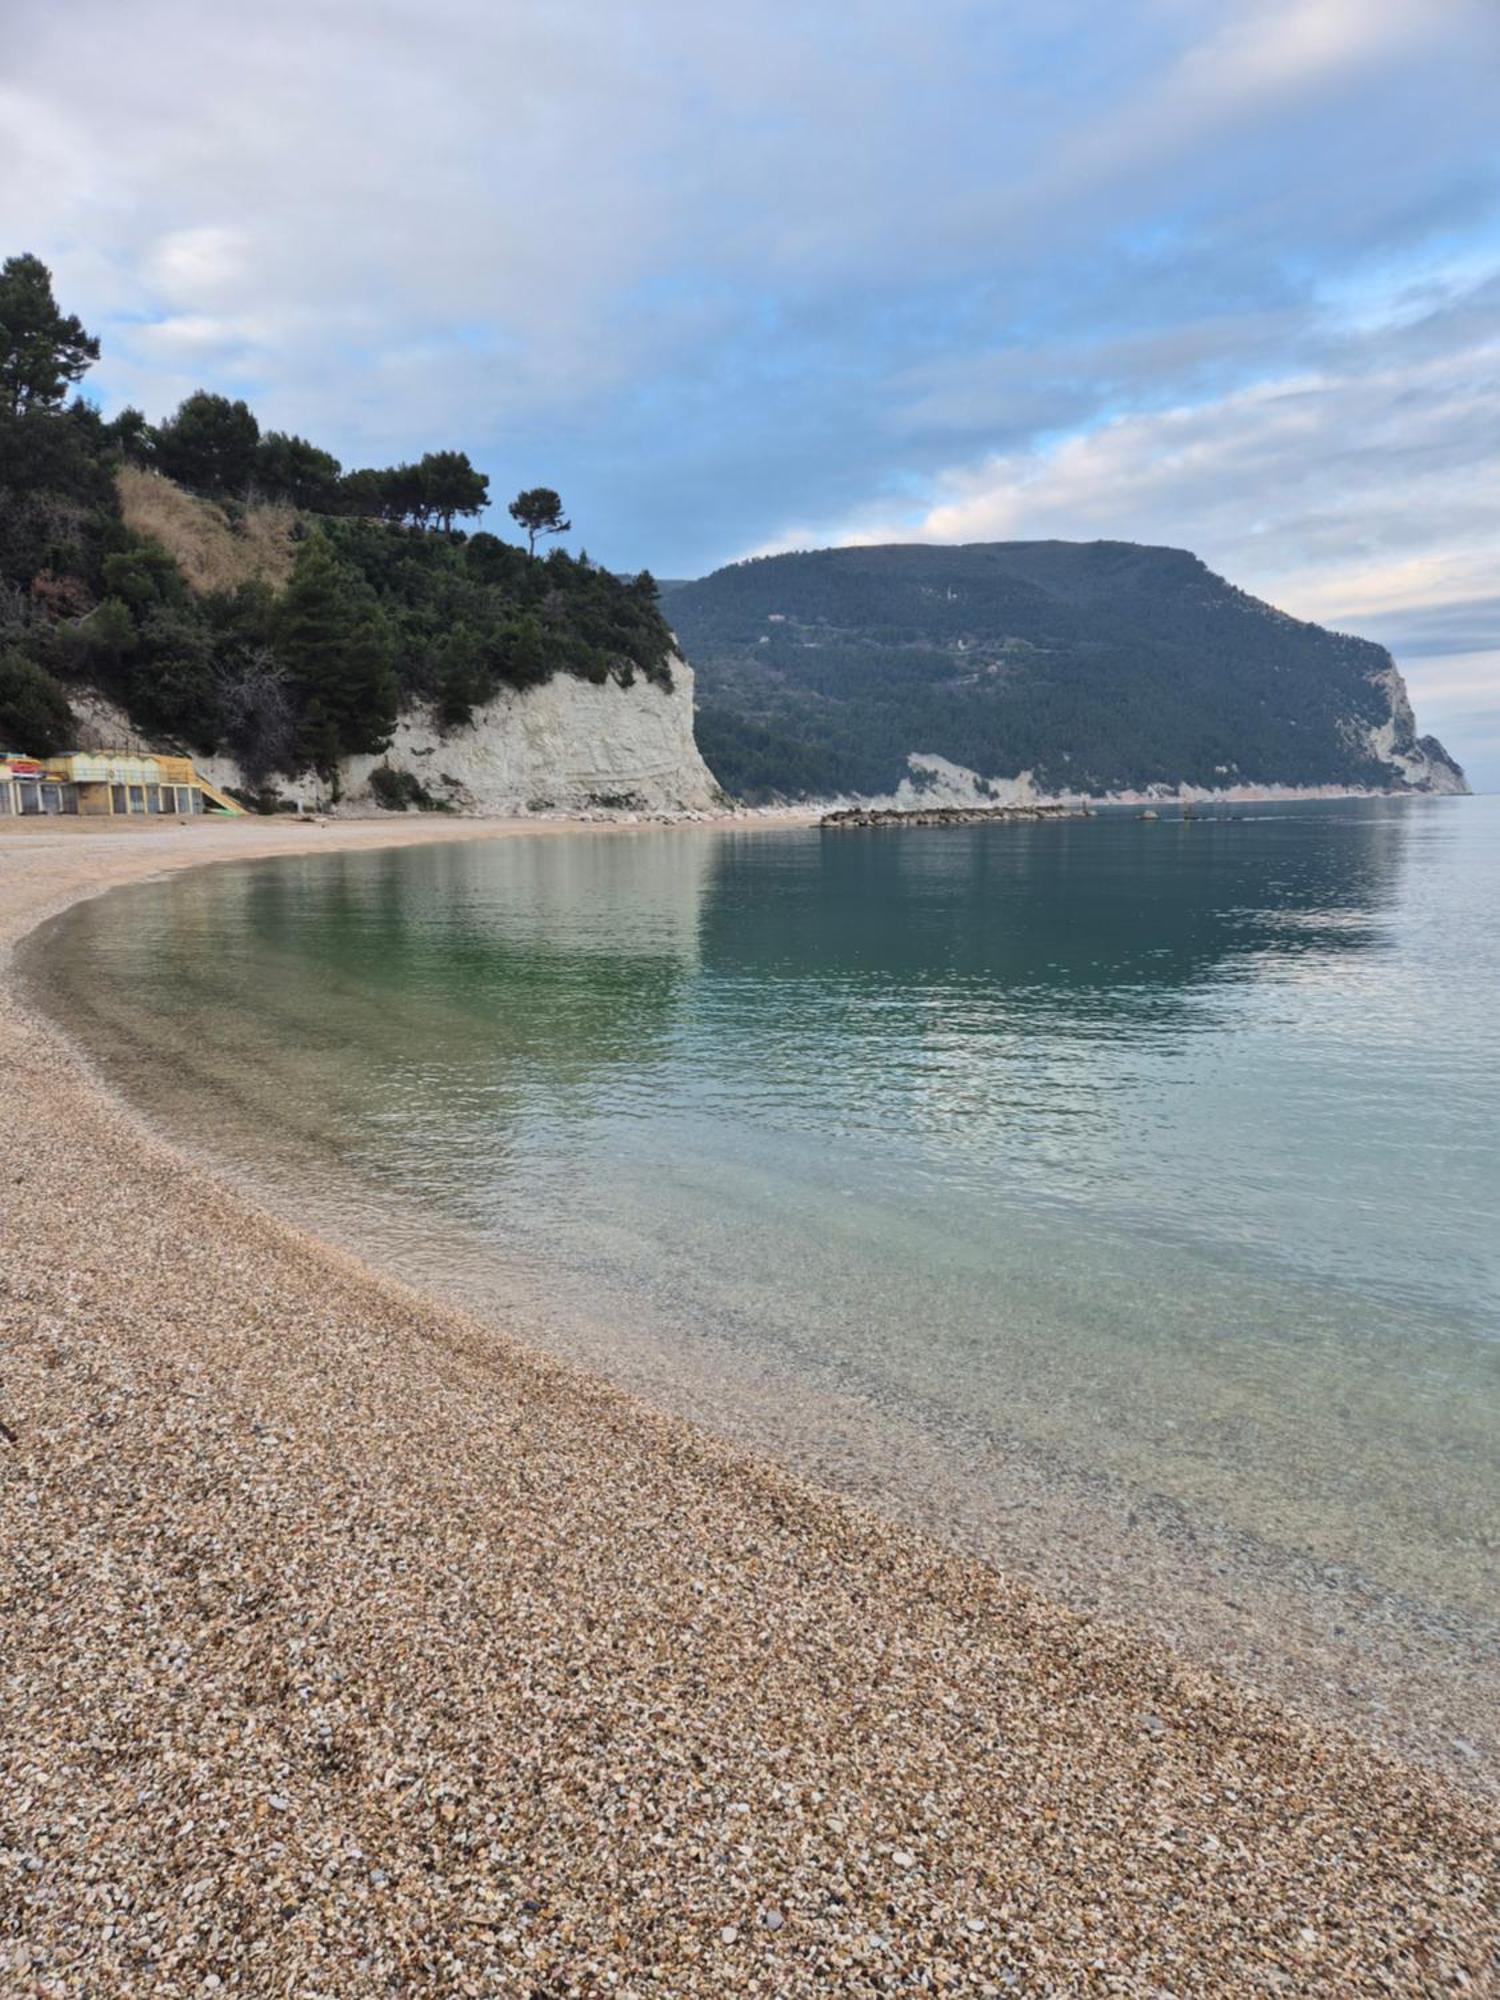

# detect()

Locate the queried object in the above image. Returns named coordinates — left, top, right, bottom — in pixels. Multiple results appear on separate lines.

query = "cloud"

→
left=1155, top=0, right=1442, bottom=112
left=1, top=0, right=1495, bottom=783
left=8, top=1, right=1489, bottom=426
left=143, top=227, right=251, bottom=311
left=1026, top=0, right=1443, bottom=208
left=754, top=264, right=1500, bottom=778
left=761, top=301, right=1500, bottom=609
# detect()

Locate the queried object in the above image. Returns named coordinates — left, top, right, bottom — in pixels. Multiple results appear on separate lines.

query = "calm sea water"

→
left=29, top=798, right=1500, bottom=1773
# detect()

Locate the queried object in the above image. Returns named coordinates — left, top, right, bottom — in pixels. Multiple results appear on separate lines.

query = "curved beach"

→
left=2, top=818, right=1495, bottom=1997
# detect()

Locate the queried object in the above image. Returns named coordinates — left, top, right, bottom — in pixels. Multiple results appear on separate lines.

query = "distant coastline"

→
left=667, top=541, right=1468, bottom=805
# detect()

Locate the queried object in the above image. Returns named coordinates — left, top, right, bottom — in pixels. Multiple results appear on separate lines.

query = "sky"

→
left=4, top=0, right=1499, bottom=783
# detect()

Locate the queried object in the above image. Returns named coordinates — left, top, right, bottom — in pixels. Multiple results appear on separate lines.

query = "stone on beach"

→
left=0, top=817, right=1495, bottom=1997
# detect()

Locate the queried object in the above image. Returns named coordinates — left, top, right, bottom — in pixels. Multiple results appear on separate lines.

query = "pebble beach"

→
left=1, top=817, right=1496, bottom=1997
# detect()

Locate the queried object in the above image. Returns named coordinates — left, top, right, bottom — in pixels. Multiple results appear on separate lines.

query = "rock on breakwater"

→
left=822, top=801, right=1080, bottom=829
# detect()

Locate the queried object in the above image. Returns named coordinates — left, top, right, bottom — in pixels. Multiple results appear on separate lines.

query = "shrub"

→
left=368, top=764, right=449, bottom=812
left=0, top=646, right=75, bottom=753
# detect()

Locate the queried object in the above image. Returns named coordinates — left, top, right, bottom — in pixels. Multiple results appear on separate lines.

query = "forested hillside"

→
left=664, top=543, right=1465, bottom=801
left=0, top=254, right=672, bottom=792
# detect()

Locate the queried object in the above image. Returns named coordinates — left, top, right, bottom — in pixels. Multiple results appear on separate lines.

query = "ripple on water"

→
left=24, top=799, right=1500, bottom=1787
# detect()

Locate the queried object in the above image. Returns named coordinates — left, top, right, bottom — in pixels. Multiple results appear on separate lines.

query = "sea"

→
left=25, top=795, right=1500, bottom=1785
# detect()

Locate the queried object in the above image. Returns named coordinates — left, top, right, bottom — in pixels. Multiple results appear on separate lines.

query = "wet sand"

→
left=1, top=816, right=1495, bottom=1996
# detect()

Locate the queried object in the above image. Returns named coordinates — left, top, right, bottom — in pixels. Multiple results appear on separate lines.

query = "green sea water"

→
left=28, top=796, right=1500, bottom=1776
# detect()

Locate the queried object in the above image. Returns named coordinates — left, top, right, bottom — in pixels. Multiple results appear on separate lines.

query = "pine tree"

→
left=152, top=391, right=260, bottom=494
left=419, top=450, right=488, bottom=532
left=276, top=533, right=398, bottom=779
left=0, top=254, right=99, bottom=415
left=508, top=487, right=570, bottom=556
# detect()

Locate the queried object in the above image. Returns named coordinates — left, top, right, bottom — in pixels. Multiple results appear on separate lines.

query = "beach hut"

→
left=0, top=753, right=76, bottom=816
left=40, top=750, right=243, bottom=817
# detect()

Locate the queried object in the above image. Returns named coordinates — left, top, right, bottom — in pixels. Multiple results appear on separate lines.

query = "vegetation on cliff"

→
left=664, top=543, right=1464, bottom=801
left=0, top=254, right=674, bottom=779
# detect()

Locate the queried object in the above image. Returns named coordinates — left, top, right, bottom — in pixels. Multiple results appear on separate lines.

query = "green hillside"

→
left=662, top=542, right=1464, bottom=802
left=0, top=252, right=672, bottom=793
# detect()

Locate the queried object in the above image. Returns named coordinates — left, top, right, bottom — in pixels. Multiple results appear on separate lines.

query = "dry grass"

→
left=115, top=465, right=298, bottom=595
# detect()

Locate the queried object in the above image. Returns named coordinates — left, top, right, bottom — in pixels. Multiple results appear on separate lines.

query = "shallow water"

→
left=27, top=797, right=1500, bottom=1779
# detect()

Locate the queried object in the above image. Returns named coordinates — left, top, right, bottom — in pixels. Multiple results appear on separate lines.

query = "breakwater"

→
left=821, top=801, right=1081, bottom=829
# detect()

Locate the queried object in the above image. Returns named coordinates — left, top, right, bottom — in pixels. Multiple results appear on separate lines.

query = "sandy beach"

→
left=1, top=815, right=1495, bottom=1997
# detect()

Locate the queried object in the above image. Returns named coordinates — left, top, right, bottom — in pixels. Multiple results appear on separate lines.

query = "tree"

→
left=464, top=530, right=525, bottom=587
left=102, top=536, right=189, bottom=615
left=336, top=467, right=390, bottom=519
left=383, top=462, right=429, bottom=528
left=103, top=405, right=154, bottom=464
left=0, top=255, right=99, bottom=416
left=66, top=595, right=138, bottom=679
left=204, top=580, right=298, bottom=780
left=333, top=455, right=487, bottom=531
left=508, top=486, right=570, bottom=556
left=152, top=391, right=261, bottom=494
left=275, top=532, right=397, bottom=779
left=216, top=644, right=297, bottom=783
left=0, top=646, right=75, bottom=752
left=127, top=602, right=223, bottom=749
left=433, top=624, right=490, bottom=727
left=0, top=400, right=107, bottom=497
left=0, top=416, right=113, bottom=602
left=420, top=450, right=488, bottom=533
left=255, top=431, right=342, bottom=510
left=297, top=700, right=343, bottom=798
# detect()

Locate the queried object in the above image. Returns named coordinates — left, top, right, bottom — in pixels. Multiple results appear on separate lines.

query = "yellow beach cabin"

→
left=0, top=749, right=243, bottom=818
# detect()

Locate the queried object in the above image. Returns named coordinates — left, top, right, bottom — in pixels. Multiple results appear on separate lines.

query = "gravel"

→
left=1, top=818, right=1496, bottom=1996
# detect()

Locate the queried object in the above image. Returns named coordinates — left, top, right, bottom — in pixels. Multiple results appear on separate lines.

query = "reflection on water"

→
left=26, top=799, right=1500, bottom=1780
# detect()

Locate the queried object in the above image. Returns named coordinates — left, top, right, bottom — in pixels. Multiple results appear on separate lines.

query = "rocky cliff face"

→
left=340, top=655, right=724, bottom=815
left=77, top=657, right=727, bottom=816
left=1354, top=662, right=1468, bottom=796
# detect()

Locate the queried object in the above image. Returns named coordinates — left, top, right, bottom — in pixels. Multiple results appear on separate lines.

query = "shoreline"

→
left=33, top=835, right=1497, bottom=1800
left=2, top=816, right=1495, bottom=1994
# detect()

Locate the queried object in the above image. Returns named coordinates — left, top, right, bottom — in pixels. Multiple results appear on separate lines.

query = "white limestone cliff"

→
left=340, top=654, right=722, bottom=815
left=187, top=656, right=724, bottom=815
left=1353, top=662, right=1469, bottom=796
